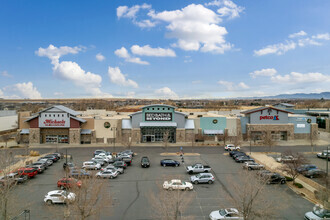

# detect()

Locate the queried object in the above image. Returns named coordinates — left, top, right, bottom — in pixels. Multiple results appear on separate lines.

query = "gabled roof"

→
left=70, top=116, right=86, bottom=123
left=36, top=105, right=80, bottom=116
left=140, top=104, right=177, bottom=109
left=241, top=106, right=293, bottom=115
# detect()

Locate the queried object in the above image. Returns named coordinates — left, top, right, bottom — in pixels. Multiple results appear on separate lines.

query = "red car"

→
left=17, top=168, right=38, bottom=178
left=57, top=177, right=82, bottom=189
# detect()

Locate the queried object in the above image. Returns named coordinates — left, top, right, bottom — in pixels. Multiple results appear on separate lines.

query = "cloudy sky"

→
left=0, top=0, right=329, bottom=99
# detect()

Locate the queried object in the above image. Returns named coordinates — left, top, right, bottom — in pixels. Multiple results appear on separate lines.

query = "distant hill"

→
left=260, top=92, right=330, bottom=99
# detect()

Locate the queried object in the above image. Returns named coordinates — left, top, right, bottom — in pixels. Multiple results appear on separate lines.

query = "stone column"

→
left=176, top=129, right=185, bottom=143
left=132, top=128, right=141, bottom=143
left=310, top=123, right=319, bottom=140
left=69, top=128, right=81, bottom=144
left=29, top=128, right=40, bottom=144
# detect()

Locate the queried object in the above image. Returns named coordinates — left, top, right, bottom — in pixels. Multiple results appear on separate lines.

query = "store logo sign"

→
left=260, top=115, right=279, bottom=120
left=43, top=119, right=66, bottom=126
left=145, top=113, right=172, bottom=121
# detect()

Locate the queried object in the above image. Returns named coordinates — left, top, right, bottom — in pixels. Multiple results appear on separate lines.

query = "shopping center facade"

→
left=18, top=104, right=318, bottom=145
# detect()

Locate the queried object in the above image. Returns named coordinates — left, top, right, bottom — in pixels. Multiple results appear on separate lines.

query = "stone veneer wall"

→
left=236, top=118, right=243, bottom=141
left=247, top=124, right=295, bottom=140
left=29, top=128, right=40, bottom=144
left=131, top=128, right=141, bottom=144
left=69, top=128, right=80, bottom=144
left=176, top=129, right=185, bottom=142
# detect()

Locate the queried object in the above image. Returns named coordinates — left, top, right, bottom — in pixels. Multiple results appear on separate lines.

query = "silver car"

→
left=190, top=173, right=215, bottom=184
left=243, top=162, right=265, bottom=170
left=96, top=170, right=119, bottom=179
left=102, top=165, right=124, bottom=174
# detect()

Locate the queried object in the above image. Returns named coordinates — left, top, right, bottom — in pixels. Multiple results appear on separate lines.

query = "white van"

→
left=82, top=161, right=101, bottom=170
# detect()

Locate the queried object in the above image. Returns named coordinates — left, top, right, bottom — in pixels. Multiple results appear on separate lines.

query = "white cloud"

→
left=155, top=87, right=179, bottom=99
left=36, top=45, right=109, bottom=97
left=217, top=80, right=249, bottom=91
left=108, top=66, right=138, bottom=88
left=288, top=30, right=307, bottom=38
left=312, top=33, right=330, bottom=40
left=114, top=47, right=149, bottom=65
left=250, top=68, right=277, bottom=78
left=254, top=41, right=296, bottom=56
left=4, top=82, right=42, bottom=99
left=205, top=0, right=244, bottom=19
left=271, top=72, right=330, bottom=84
left=117, top=4, right=156, bottom=28
left=131, top=45, right=176, bottom=57
left=149, top=4, right=232, bottom=54
left=1, top=70, right=12, bottom=77
left=96, top=53, right=105, bottom=61
left=255, top=32, right=330, bottom=56
left=36, top=44, right=83, bottom=64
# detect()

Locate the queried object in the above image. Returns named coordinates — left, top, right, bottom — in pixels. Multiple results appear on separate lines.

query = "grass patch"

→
left=285, top=176, right=293, bottom=181
left=293, top=182, right=304, bottom=188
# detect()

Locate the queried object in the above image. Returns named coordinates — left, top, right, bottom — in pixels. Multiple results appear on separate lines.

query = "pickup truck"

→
left=186, top=163, right=211, bottom=174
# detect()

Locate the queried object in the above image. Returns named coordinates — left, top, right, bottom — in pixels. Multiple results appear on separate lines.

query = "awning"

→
left=140, top=122, right=177, bottom=127
left=203, top=129, right=224, bottom=135
left=80, top=129, right=92, bottom=135
left=184, top=120, right=195, bottom=129
left=20, top=129, right=30, bottom=134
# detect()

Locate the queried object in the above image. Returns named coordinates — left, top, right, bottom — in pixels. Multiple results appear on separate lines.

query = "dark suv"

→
left=265, top=173, right=286, bottom=184
left=141, top=156, right=150, bottom=168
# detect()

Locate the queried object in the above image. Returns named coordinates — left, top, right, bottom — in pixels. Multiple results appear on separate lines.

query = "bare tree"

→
left=225, top=170, right=284, bottom=220
left=0, top=134, right=12, bottom=148
left=66, top=176, right=112, bottom=220
left=163, top=130, right=170, bottom=153
left=222, top=130, right=229, bottom=146
left=279, top=150, right=308, bottom=183
left=147, top=176, right=195, bottom=220
left=263, top=132, right=276, bottom=153
left=0, top=149, right=17, bottom=220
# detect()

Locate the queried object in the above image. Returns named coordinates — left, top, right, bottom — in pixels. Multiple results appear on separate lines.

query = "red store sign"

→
left=43, top=119, right=66, bottom=126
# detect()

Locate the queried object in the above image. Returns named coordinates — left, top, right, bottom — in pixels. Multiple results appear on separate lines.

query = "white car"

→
left=101, top=165, right=124, bottom=174
left=95, top=170, right=119, bottom=179
left=224, top=144, right=240, bottom=151
left=163, top=179, right=193, bottom=191
left=209, top=208, right=243, bottom=219
left=98, top=153, right=113, bottom=161
left=44, top=190, right=75, bottom=205
left=82, top=161, right=101, bottom=170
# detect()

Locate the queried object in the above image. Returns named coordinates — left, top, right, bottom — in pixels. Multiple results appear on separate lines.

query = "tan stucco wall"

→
left=18, top=112, right=32, bottom=129
left=94, top=119, right=121, bottom=139
left=227, top=118, right=238, bottom=136
left=80, top=117, right=94, bottom=129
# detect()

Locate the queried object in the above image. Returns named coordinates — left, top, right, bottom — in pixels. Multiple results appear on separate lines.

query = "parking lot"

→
left=9, top=146, right=314, bottom=219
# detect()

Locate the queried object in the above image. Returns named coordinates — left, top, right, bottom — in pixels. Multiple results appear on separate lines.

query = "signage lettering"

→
left=43, top=119, right=66, bottom=126
left=259, top=115, right=279, bottom=120
left=145, top=113, right=172, bottom=121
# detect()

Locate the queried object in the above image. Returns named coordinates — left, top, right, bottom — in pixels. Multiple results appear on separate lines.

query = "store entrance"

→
left=141, top=127, right=176, bottom=143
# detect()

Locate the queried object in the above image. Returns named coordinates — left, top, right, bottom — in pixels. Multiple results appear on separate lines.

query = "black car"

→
left=235, top=156, right=254, bottom=163
left=230, top=150, right=243, bottom=157
left=113, top=161, right=127, bottom=169
left=160, top=159, right=180, bottom=167
left=43, top=155, right=58, bottom=162
left=265, top=173, right=286, bottom=184
left=304, top=169, right=326, bottom=178
left=297, top=164, right=317, bottom=173
left=141, top=156, right=150, bottom=168
left=232, top=152, right=246, bottom=159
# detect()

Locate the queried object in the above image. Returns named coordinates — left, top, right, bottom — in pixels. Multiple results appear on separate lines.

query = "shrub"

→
left=285, top=176, right=293, bottom=181
left=29, top=150, right=40, bottom=156
left=294, top=182, right=303, bottom=188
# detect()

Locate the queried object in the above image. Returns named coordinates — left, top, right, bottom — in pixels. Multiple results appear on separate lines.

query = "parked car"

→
left=116, top=154, right=132, bottom=165
left=91, top=158, right=106, bottom=166
left=160, top=159, right=180, bottom=167
left=121, top=150, right=134, bottom=157
left=256, top=170, right=272, bottom=177
left=297, top=164, right=318, bottom=173
left=70, top=169, right=91, bottom=178
left=275, top=155, right=297, bottom=163
left=304, top=204, right=330, bottom=220
left=32, top=161, right=47, bottom=170
left=230, top=150, right=243, bottom=157
left=28, top=164, right=45, bottom=173
left=63, top=162, right=77, bottom=170
left=96, top=170, right=119, bottom=179
left=209, top=208, right=243, bottom=220
left=44, top=190, right=75, bottom=205
left=163, top=179, right=193, bottom=191
left=51, top=153, right=62, bottom=160
left=232, top=152, right=247, bottom=159
left=264, top=173, right=286, bottom=184
left=235, top=156, right=254, bottom=163
left=4, top=173, right=28, bottom=184
left=190, top=173, right=215, bottom=184
left=112, top=161, right=127, bottom=169
left=17, top=168, right=38, bottom=178
left=186, top=163, right=211, bottom=174
left=57, top=177, right=82, bottom=189
left=316, top=150, right=330, bottom=159
left=43, top=155, right=58, bottom=162
left=141, top=156, right=150, bottom=168
left=94, top=150, right=106, bottom=157
left=95, top=154, right=112, bottom=163
left=224, top=144, right=240, bottom=151
left=303, top=169, right=326, bottom=178
left=38, top=158, right=53, bottom=166
left=102, top=164, right=124, bottom=174
left=243, top=162, right=264, bottom=170
left=82, top=161, right=101, bottom=170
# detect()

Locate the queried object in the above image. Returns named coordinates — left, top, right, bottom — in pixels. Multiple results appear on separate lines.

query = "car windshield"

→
left=182, top=181, right=186, bottom=185
left=142, top=158, right=148, bottom=162
left=219, top=209, right=227, bottom=216
left=195, top=174, right=201, bottom=178
left=313, top=209, right=328, bottom=218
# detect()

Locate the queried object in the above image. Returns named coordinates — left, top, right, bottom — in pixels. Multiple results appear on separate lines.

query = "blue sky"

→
left=0, top=0, right=329, bottom=99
